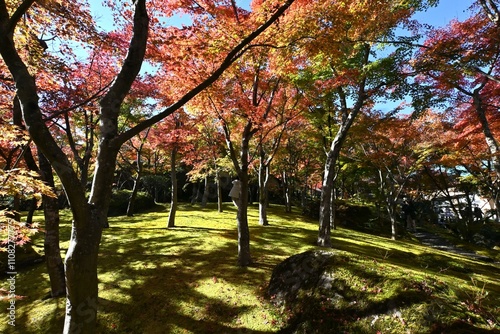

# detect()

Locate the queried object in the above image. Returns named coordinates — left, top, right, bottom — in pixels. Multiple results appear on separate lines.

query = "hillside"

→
left=1, top=204, right=499, bottom=333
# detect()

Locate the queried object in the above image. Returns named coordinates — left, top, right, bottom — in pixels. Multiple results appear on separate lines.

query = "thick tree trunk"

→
left=237, top=169, right=252, bottom=266
left=228, top=122, right=255, bottom=267
left=167, top=147, right=177, bottom=228
left=236, top=128, right=253, bottom=266
left=39, top=152, right=66, bottom=298
left=63, top=206, right=103, bottom=334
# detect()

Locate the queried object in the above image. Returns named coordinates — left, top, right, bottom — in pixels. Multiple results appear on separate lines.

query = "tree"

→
left=412, top=0, right=500, bottom=219
left=276, top=0, right=435, bottom=247
left=352, top=112, right=427, bottom=239
left=274, top=117, right=323, bottom=214
left=0, top=1, right=298, bottom=331
left=184, top=112, right=230, bottom=212
left=254, top=77, right=301, bottom=226
left=150, top=112, right=190, bottom=228
left=191, top=47, right=298, bottom=263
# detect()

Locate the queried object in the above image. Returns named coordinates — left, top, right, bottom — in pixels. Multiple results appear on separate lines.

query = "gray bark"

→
left=216, top=169, right=223, bottom=212
left=201, top=175, right=209, bottom=207
left=167, top=146, right=178, bottom=228
left=224, top=121, right=255, bottom=266
left=127, top=133, right=148, bottom=217
left=283, top=170, right=292, bottom=213
left=236, top=123, right=254, bottom=266
left=39, top=152, right=66, bottom=297
left=258, top=159, right=270, bottom=226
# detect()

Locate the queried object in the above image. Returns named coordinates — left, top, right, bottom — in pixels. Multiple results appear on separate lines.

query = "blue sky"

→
left=86, top=0, right=476, bottom=112
left=414, top=0, right=472, bottom=27
left=89, top=0, right=473, bottom=31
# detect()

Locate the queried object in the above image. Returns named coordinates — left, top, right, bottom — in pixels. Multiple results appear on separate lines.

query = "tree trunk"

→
left=201, top=174, right=209, bottom=207
left=127, top=146, right=144, bottom=217
left=388, top=205, right=397, bottom=241
left=167, top=146, right=178, bottom=228
left=191, top=182, right=200, bottom=204
left=126, top=173, right=140, bottom=217
left=216, top=169, right=223, bottom=212
left=258, top=160, right=270, bottom=226
left=318, top=154, right=334, bottom=247
left=63, top=206, right=103, bottom=334
left=283, top=170, right=292, bottom=213
left=473, top=91, right=500, bottom=222
left=330, top=187, right=336, bottom=230
left=223, top=122, right=255, bottom=266
left=318, top=46, right=370, bottom=246
left=39, top=152, right=66, bottom=297
left=25, top=199, right=36, bottom=226
left=13, top=96, right=65, bottom=297
left=236, top=125, right=253, bottom=266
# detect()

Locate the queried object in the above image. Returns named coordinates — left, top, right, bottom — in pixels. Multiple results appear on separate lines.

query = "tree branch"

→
left=114, top=0, right=296, bottom=147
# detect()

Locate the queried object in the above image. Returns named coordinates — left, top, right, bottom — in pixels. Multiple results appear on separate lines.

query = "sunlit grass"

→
left=0, top=202, right=499, bottom=333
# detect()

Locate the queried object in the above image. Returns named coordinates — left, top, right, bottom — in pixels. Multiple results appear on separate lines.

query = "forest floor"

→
left=0, top=203, right=499, bottom=333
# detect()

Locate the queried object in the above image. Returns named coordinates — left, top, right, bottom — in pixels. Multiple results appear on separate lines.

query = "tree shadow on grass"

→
left=91, top=204, right=331, bottom=333
left=95, top=225, right=283, bottom=333
left=8, top=204, right=500, bottom=333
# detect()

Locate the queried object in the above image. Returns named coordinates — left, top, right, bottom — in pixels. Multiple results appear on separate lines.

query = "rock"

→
left=267, top=250, right=335, bottom=306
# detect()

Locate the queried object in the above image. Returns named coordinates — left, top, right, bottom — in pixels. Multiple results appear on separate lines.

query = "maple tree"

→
left=430, top=108, right=500, bottom=225
left=6, top=0, right=498, bottom=331
left=273, top=116, right=323, bottom=213
left=411, top=0, right=500, bottom=220
left=0, top=123, right=54, bottom=247
left=0, top=0, right=299, bottom=331
left=149, top=111, right=193, bottom=227
left=349, top=111, right=433, bottom=239
left=1, top=64, right=66, bottom=297
left=274, top=0, right=437, bottom=247
left=183, top=111, right=230, bottom=212
left=0, top=121, right=59, bottom=294
left=253, top=76, right=302, bottom=226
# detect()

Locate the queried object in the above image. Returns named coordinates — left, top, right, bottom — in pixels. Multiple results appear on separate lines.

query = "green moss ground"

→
left=1, top=203, right=499, bottom=333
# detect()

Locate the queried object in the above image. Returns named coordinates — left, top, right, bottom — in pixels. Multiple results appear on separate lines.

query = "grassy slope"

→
left=0, top=203, right=499, bottom=333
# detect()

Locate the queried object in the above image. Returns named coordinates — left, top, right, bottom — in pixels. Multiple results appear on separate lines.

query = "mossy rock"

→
left=267, top=250, right=335, bottom=306
left=267, top=250, right=498, bottom=334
